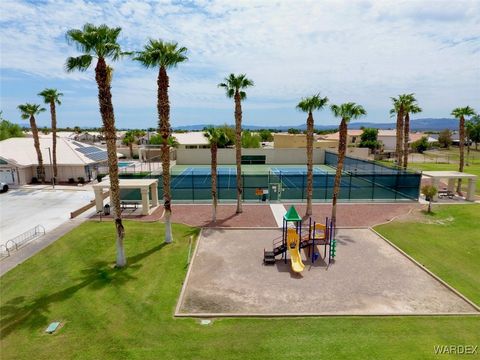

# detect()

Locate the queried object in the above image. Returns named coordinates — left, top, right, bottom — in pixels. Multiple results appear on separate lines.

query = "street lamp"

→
left=45, top=147, right=55, bottom=189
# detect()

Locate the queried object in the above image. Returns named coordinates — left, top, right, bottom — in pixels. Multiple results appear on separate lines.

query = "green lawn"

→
left=375, top=204, right=480, bottom=305
left=1, top=220, right=479, bottom=359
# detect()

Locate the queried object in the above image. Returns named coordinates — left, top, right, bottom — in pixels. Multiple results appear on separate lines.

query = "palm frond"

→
left=65, top=55, right=93, bottom=72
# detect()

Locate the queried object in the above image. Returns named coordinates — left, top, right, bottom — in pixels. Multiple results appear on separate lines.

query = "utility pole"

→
left=46, top=147, right=55, bottom=189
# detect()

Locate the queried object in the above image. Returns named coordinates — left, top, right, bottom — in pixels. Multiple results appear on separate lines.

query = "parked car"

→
left=1, top=182, right=9, bottom=193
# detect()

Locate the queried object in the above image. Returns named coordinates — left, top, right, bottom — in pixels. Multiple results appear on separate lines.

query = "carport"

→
left=93, top=179, right=159, bottom=216
left=422, top=171, right=477, bottom=201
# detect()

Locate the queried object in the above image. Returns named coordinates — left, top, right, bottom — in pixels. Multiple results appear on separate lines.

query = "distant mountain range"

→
left=174, top=118, right=459, bottom=132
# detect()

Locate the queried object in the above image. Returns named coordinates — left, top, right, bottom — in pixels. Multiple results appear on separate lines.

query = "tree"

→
left=134, top=39, right=188, bottom=243
left=402, top=94, right=422, bottom=169
left=38, top=88, right=63, bottom=180
left=0, top=115, right=24, bottom=140
left=421, top=184, right=437, bottom=214
left=438, top=129, right=452, bottom=149
left=451, top=106, right=476, bottom=192
left=259, top=129, right=273, bottom=142
left=390, top=94, right=411, bottom=167
left=468, top=115, right=480, bottom=150
left=204, top=127, right=229, bottom=222
left=359, top=128, right=380, bottom=151
left=218, top=74, right=254, bottom=214
left=411, top=136, right=429, bottom=153
left=122, top=131, right=136, bottom=158
left=287, top=128, right=301, bottom=134
left=73, top=126, right=81, bottom=134
left=66, top=23, right=128, bottom=267
left=241, top=130, right=261, bottom=148
left=296, top=94, right=329, bottom=216
left=330, top=103, right=366, bottom=225
left=18, top=104, right=46, bottom=182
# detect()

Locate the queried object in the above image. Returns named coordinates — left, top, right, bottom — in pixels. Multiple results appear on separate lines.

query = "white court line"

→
left=269, top=203, right=287, bottom=227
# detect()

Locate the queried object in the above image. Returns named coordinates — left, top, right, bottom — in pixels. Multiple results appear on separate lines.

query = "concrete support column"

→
left=447, top=178, right=455, bottom=192
left=94, top=187, right=104, bottom=213
left=151, top=183, right=158, bottom=207
left=467, top=179, right=476, bottom=201
left=141, top=187, right=150, bottom=215
left=432, top=178, right=440, bottom=201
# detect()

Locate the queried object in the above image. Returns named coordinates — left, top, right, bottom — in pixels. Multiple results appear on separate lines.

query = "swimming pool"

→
left=118, top=162, right=134, bottom=168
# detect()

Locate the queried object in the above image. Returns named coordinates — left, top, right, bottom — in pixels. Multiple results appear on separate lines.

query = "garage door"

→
left=0, top=169, right=15, bottom=184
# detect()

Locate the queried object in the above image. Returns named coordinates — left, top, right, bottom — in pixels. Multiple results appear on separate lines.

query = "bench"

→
left=121, top=201, right=139, bottom=211
left=438, top=190, right=455, bottom=199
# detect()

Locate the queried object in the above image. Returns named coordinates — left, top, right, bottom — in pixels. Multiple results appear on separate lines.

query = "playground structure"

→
left=263, top=206, right=336, bottom=272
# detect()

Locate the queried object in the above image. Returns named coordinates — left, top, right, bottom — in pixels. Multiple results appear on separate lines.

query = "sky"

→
left=0, top=0, right=479, bottom=129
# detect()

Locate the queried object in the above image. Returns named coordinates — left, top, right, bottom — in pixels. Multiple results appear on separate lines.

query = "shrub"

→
left=411, top=136, right=430, bottom=153
left=77, top=177, right=85, bottom=184
left=31, top=177, right=39, bottom=184
left=421, top=184, right=438, bottom=213
left=68, top=178, right=75, bottom=184
left=96, top=174, right=104, bottom=183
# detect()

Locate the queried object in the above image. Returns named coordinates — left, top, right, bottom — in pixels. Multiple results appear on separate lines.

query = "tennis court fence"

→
left=119, top=153, right=421, bottom=202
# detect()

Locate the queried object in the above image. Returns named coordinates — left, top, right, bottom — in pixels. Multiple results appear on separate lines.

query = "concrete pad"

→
left=177, top=228, right=478, bottom=316
left=269, top=204, right=286, bottom=227
left=0, top=188, right=94, bottom=245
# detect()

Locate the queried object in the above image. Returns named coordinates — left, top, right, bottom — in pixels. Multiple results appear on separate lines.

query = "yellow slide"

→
left=286, top=228, right=305, bottom=273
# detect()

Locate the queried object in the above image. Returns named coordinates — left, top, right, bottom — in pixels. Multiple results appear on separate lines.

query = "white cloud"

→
left=1, top=0, right=479, bottom=125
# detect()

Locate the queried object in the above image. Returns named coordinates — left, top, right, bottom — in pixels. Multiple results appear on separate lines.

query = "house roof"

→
left=173, top=132, right=209, bottom=145
left=0, top=137, right=112, bottom=167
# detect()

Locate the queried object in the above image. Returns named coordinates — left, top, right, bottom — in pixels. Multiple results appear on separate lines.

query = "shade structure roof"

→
left=284, top=205, right=302, bottom=222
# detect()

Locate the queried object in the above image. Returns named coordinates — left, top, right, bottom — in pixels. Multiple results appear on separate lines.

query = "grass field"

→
left=1, top=220, right=479, bottom=359
left=375, top=204, right=480, bottom=305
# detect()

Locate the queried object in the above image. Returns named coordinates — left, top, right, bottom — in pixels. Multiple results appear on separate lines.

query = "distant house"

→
left=173, top=132, right=210, bottom=149
left=0, top=137, right=115, bottom=185
left=273, top=133, right=337, bottom=149
left=321, top=130, right=363, bottom=146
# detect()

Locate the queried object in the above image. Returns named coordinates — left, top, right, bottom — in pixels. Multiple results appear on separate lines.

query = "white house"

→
left=173, top=132, right=210, bottom=149
left=0, top=137, right=113, bottom=185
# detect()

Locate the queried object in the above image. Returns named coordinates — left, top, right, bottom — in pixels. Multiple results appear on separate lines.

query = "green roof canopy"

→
left=283, top=205, right=302, bottom=222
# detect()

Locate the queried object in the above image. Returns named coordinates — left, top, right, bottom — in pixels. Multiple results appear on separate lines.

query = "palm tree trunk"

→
left=457, top=116, right=465, bottom=193
left=305, top=111, right=314, bottom=216
left=95, top=57, right=126, bottom=267
left=129, top=143, right=133, bottom=159
left=331, top=119, right=347, bottom=224
left=211, top=143, right=218, bottom=222
left=403, top=112, right=410, bottom=170
left=158, top=66, right=173, bottom=243
left=30, top=115, right=45, bottom=182
left=50, top=101, right=58, bottom=179
left=396, top=108, right=404, bottom=168
left=234, top=91, right=243, bottom=214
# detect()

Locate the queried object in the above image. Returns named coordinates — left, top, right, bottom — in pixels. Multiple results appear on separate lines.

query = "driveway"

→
left=0, top=188, right=94, bottom=245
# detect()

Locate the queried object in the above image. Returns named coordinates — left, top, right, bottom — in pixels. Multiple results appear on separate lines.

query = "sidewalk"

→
left=0, top=217, right=88, bottom=277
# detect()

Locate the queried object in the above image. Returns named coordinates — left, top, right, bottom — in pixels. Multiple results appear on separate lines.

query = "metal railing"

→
left=0, top=225, right=46, bottom=258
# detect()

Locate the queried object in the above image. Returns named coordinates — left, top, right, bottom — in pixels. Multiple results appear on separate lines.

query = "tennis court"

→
left=119, top=155, right=421, bottom=203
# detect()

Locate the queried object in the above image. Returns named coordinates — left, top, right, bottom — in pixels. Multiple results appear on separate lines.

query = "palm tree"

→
left=133, top=39, right=187, bottom=244
left=390, top=94, right=410, bottom=168
left=451, top=106, right=476, bottom=193
left=18, top=103, right=46, bottom=182
left=296, top=94, right=329, bottom=216
left=65, top=23, right=128, bottom=267
left=402, top=94, right=422, bottom=169
left=204, top=127, right=229, bottom=222
left=122, top=131, right=136, bottom=158
left=38, top=88, right=63, bottom=181
left=330, top=103, right=366, bottom=224
left=218, top=74, right=254, bottom=214
left=465, top=119, right=475, bottom=166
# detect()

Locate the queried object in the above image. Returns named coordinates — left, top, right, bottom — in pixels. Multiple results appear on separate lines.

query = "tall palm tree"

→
left=465, top=118, right=477, bottom=166
left=402, top=94, right=422, bottom=169
left=296, top=94, right=329, bottom=216
left=134, top=39, right=187, bottom=244
left=204, top=127, right=229, bottom=222
left=390, top=94, right=413, bottom=168
left=218, top=74, right=254, bottom=214
left=38, top=88, right=63, bottom=181
left=330, top=103, right=366, bottom=224
left=451, top=106, right=476, bottom=193
left=65, top=23, right=127, bottom=267
left=18, top=103, right=46, bottom=182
